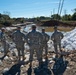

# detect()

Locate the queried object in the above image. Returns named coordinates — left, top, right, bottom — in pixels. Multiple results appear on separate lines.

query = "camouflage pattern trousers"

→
left=53, top=42, right=61, bottom=54
left=1, top=40, right=9, bottom=55
left=15, top=41, right=25, bottom=61
left=29, top=45, right=42, bottom=62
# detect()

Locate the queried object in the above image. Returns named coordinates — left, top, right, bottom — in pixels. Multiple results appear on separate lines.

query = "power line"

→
left=57, top=0, right=65, bottom=15
left=58, top=0, right=62, bottom=15
left=59, top=0, right=64, bottom=15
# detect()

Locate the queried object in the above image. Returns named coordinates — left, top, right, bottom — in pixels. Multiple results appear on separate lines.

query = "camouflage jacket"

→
left=26, top=31, right=43, bottom=46
left=51, top=31, right=64, bottom=43
left=42, top=32, right=50, bottom=44
left=12, top=30, right=25, bottom=44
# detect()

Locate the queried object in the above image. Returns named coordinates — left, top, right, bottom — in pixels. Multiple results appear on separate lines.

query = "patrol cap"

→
left=54, top=25, right=57, bottom=29
left=42, top=28, right=45, bottom=30
left=32, top=25, right=36, bottom=29
left=42, top=28, right=45, bottom=32
left=1, top=28, right=5, bottom=31
left=17, top=26, right=21, bottom=30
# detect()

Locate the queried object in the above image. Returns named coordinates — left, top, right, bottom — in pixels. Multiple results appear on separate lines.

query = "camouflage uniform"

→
left=0, top=28, right=9, bottom=55
left=41, top=29, right=50, bottom=59
left=51, top=26, right=64, bottom=55
left=12, top=27, right=25, bottom=61
left=26, top=26, right=43, bottom=63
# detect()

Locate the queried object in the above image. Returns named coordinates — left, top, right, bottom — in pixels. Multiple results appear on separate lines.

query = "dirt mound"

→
left=41, top=20, right=76, bottom=27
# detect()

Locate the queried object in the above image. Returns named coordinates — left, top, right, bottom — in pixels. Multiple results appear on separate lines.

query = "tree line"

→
left=0, top=8, right=76, bottom=27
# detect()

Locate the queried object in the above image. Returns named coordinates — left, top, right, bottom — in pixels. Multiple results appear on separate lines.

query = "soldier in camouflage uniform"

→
left=26, top=25, right=43, bottom=66
left=12, top=27, right=25, bottom=61
left=51, top=26, right=64, bottom=57
left=41, top=28, right=50, bottom=61
left=0, top=28, right=9, bottom=56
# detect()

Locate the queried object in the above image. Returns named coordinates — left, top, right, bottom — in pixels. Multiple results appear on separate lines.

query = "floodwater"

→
left=24, top=24, right=73, bottom=36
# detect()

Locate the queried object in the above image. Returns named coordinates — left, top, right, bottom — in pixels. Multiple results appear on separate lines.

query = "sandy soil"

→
left=0, top=50, right=76, bottom=75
